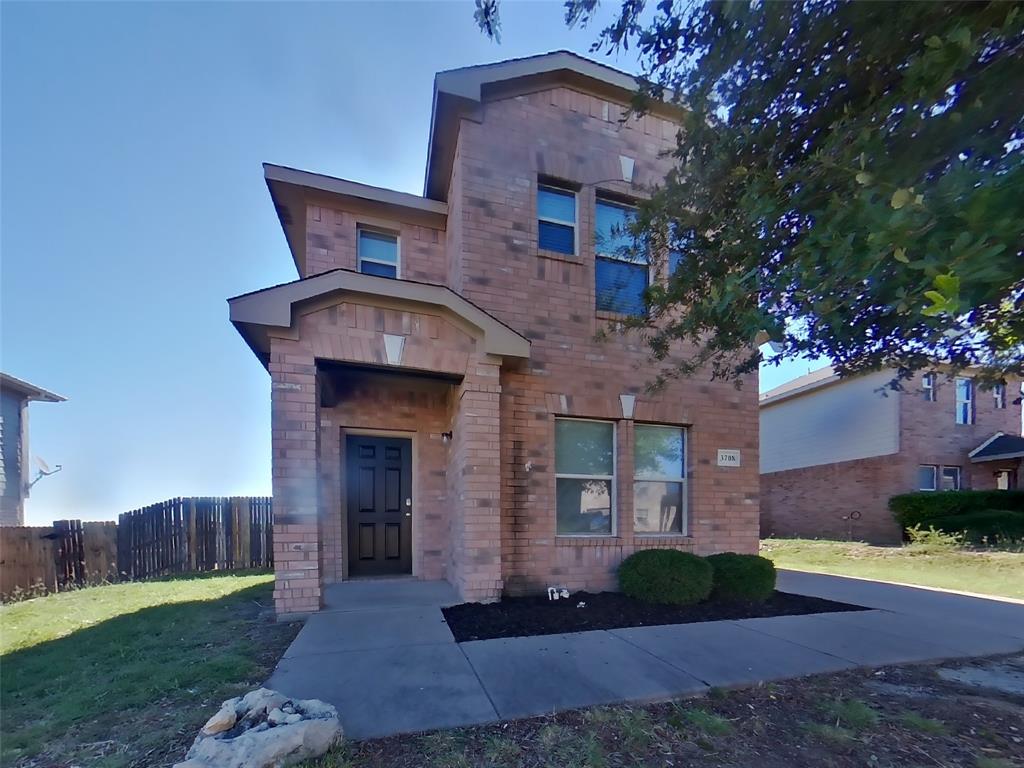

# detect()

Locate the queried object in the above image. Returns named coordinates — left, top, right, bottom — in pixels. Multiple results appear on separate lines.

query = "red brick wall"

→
left=274, top=84, right=761, bottom=611
left=304, top=202, right=447, bottom=283
left=900, top=372, right=1022, bottom=481
left=450, top=88, right=760, bottom=594
left=761, top=456, right=906, bottom=543
left=761, top=372, right=1023, bottom=545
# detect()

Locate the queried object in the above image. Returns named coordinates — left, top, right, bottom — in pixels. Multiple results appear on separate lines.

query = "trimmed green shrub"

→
left=618, top=549, right=713, bottom=605
left=890, top=491, right=1024, bottom=530
left=706, top=553, right=777, bottom=601
left=925, top=509, right=1024, bottom=546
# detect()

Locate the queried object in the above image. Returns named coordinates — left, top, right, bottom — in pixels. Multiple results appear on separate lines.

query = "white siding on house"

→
left=760, top=370, right=900, bottom=473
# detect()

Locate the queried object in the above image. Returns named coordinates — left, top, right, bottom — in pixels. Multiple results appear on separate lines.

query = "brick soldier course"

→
left=231, top=52, right=760, bottom=618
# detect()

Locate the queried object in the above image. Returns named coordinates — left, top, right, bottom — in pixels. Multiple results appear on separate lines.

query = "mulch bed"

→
left=442, top=590, right=867, bottom=642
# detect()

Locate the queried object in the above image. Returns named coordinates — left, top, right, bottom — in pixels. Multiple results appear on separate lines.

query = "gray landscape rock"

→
left=174, top=688, right=342, bottom=768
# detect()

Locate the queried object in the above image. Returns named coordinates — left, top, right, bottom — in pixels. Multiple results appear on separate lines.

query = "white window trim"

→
left=918, top=464, right=938, bottom=492
left=994, top=383, right=1006, bottom=409
left=537, top=183, right=578, bottom=256
left=554, top=417, right=617, bottom=538
left=955, top=377, right=974, bottom=424
left=595, top=196, right=650, bottom=312
left=941, top=465, right=962, bottom=491
left=633, top=424, right=689, bottom=537
left=357, top=226, right=401, bottom=278
left=922, top=373, right=935, bottom=402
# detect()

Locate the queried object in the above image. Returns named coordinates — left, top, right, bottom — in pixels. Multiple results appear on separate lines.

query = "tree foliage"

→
left=480, top=1, right=1024, bottom=387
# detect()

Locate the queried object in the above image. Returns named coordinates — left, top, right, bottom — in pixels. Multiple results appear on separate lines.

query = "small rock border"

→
left=174, top=688, right=342, bottom=768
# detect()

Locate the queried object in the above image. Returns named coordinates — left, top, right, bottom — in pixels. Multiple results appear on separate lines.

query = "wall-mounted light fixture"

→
left=441, top=431, right=453, bottom=443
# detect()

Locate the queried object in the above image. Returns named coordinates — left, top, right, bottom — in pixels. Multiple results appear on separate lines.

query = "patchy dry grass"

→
left=301, top=655, right=1024, bottom=768
left=762, top=537, right=1024, bottom=599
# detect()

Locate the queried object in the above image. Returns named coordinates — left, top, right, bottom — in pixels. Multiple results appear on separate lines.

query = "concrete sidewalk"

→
left=266, top=572, right=1024, bottom=739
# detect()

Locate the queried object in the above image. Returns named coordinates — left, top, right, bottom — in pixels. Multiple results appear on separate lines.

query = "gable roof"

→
left=969, top=432, right=1024, bottom=463
left=0, top=372, right=66, bottom=403
left=425, top=50, right=676, bottom=201
left=229, top=268, right=530, bottom=366
left=264, top=164, right=447, bottom=276
left=264, top=51, right=677, bottom=272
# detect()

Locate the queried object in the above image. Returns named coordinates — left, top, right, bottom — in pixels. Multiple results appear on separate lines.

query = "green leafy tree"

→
left=478, top=1, right=1024, bottom=388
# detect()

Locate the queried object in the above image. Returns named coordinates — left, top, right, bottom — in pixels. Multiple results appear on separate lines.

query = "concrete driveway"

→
left=266, top=571, right=1024, bottom=739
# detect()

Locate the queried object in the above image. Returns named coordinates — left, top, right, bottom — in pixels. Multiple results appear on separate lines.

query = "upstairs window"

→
left=555, top=419, right=614, bottom=536
left=994, top=383, right=1007, bottom=410
left=922, top=373, right=936, bottom=402
left=634, top=425, right=687, bottom=535
left=955, top=377, right=974, bottom=424
left=537, top=184, right=576, bottom=255
left=595, top=198, right=648, bottom=314
left=357, top=229, right=399, bottom=278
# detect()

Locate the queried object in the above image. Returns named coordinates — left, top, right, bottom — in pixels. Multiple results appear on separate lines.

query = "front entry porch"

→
left=227, top=269, right=530, bottom=618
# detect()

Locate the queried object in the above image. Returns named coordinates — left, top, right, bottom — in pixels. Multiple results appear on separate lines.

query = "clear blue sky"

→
left=2, top=1, right=817, bottom=524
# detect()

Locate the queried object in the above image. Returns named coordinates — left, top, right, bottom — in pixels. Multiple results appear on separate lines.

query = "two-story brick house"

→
left=230, top=51, right=760, bottom=619
left=760, top=366, right=1023, bottom=544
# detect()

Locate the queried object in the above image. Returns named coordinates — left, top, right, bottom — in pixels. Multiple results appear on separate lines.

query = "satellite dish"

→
left=36, top=456, right=51, bottom=473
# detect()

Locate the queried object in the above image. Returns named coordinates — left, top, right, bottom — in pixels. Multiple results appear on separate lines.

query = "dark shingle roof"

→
left=969, top=433, right=1024, bottom=462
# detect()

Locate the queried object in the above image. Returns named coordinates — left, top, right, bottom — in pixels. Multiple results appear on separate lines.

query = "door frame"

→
left=341, top=428, right=418, bottom=580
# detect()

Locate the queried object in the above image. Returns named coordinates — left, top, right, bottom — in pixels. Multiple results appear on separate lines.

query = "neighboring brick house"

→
left=230, top=51, right=760, bottom=619
left=0, top=373, right=66, bottom=526
left=760, top=366, right=1023, bottom=544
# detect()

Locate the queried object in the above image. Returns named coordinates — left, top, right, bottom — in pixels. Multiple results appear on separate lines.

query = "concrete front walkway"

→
left=266, top=572, right=1024, bottom=739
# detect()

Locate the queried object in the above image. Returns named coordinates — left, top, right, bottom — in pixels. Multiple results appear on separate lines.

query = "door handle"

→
left=405, top=498, right=412, bottom=506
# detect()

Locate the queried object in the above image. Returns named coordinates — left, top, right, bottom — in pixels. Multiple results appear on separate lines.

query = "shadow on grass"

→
left=1, top=580, right=299, bottom=768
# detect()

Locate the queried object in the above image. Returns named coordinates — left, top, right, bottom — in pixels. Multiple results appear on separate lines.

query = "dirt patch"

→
left=442, top=590, right=867, bottom=642
left=312, top=654, right=1024, bottom=768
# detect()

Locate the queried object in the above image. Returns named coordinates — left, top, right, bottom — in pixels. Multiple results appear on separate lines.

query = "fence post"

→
left=187, top=498, right=198, bottom=571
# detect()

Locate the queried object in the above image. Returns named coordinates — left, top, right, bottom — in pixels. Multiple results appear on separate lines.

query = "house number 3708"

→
left=717, top=450, right=741, bottom=467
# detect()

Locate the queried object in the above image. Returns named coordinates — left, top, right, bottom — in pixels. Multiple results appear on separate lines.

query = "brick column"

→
left=449, top=358, right=503, bottom=602
left=269, top=338, right=321, bottom=619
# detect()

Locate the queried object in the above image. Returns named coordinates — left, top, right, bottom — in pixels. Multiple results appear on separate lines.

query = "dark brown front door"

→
left=346, top=435, right=412, bottom=576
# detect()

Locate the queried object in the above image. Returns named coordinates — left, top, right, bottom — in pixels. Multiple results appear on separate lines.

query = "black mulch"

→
left=442, top=590, right=868, bottom=642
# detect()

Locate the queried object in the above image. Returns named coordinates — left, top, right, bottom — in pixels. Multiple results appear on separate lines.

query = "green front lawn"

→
left=0, top=571, right=300, bottom=767
left=762, top=538, right=1024, bottom=600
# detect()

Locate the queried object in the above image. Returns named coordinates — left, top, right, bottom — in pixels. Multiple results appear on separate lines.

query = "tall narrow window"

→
left=941, top=466, right=962, bottom=491
left=634, top=425, right=687, bottom=534
left=955, top=377, right=973, bottom=424
left=918, top=465, right=938, bottom=491
left=555, top=419, right=614, bottom=535
left=994, top=383, right=1007, bottom=409
left=922, top=373, right=936, bottom=402
left=358, top=229, right=399, bottom=278
left=537, top=184, right=576, bottom=255
left=996, top=469, right=1016, bottom=490
left=595, top=198, right=647, bottom=314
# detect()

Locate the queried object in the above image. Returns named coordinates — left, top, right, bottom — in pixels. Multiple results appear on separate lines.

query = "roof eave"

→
left=423, top=51, right=679, bottom=202
left=0, top=373, right=67, bottom=403
left=228, top=270, right=530, bottom=362
left=263, top=164, right=449, bottom=276
left=970, top=450, right=1024, bottom=464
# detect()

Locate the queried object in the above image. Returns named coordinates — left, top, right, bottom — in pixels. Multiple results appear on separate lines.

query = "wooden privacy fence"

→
left=0, top=521, right=118, bottom=599
left=117, top=496, right=273, bottom=580
left=0, top=497, right=273, bottom=601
